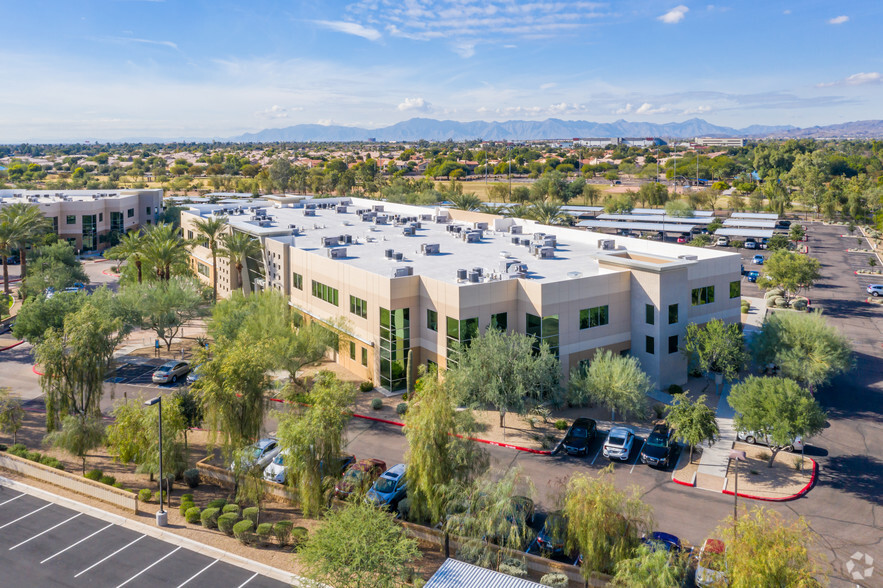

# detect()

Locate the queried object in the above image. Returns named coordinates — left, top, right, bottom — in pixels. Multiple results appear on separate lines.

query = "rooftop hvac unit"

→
left=402, top=226, right=415, bottom=236
left=374, top=216, right=388, bottom=225
left=336, top=205, right=347, bottom=213
left=420, top=214, right=433, bottom=221
left=472, top=267, right=483, bottom=276
left=321, top=236, right=339, bottom=247
left=464, top=231, right=481, bottom=243
left=305, top=203, right=316, bottom=209
left=304, top=209, right=316, bottom=216
left=678, top=254, right=698, bottom=261
left=434, top=215, right=448, bottom=223
left=520, top=238, right=531, bottom=246
left=473, top=222, right=488, bottom=230
left=384, top=249, right=394, bottom=259
left=372, top=204, right=384, bottom=212
left=511, top=237, right=520, bottom=245
left=327, top=248, right=347, bottom=259
left=456, top=268, right=468, bottom=281
left=467, top=270, right=481, bottom=283
left=394, top=252, right=404, bottom=261
left=392, top=266, right=413, bottom=278
left=288, top=224, right=297, bottom=229
left=259, top=220, right=272, bottom=227
left=421, top=243, right=440, bottom=255
left=598, top=239, right=615, bottom=250
left=534, top=247, right=555, bottom=259
left=533, top=232, right=546, bottom=241
left=409, top=221, right=421, bottom=229
left=509, top=225, right=523, bottom=235
left=340, top=234, right=353, bottom=244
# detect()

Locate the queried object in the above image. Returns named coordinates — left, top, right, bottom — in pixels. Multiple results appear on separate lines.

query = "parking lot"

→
left=0, top=485, right=289, bottom=588
left=106, top=358, right=191, bottom=391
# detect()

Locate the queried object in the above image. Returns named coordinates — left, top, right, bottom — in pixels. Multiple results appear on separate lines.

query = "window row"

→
left=645, top=334, right=680, bottom=355
left=311, top=280, right=339, bottom=306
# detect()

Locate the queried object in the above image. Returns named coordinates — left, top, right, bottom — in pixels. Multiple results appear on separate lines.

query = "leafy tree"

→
left=404, top=369, right=488, bottom=525
left=276, top=371, right=355, bottom=517
left=637, top=182, right=669, bottom=207
left=581, top=183, right=602, bottom=206
left=751, top=311, right=853, bottom=392
left=21, top=241, right=89, bottom=299
left=716, top=507, right=826, bottom=587
left=604, top=193, right=635, bottom=214
left=564, top=465, right=653, bottom=579
left=664, top=199, right=694, bottom=217
left=613, top=543, right=688, bottom=588
left=757, top=250, right=821, bottom=303
left=0, top=202, right=51, bottom=279
left=665, top=394, right=718, bottom=462
left=689, top=234, right=711, bottom=247
left=13, top=290, right=87, bottom=344
left=299, top=500, right=420, bottom=588
left=789, top=224, right=806, bottom=242
left=728, top=376, right=826, bottom=466
left=191, top=215, right=228, bottom=301
left=43, top=414, right=105, bottom=475
left=568, top=350, right=650, bottom=420
left=219, top=231, right=261, bottom=296
left=0, top=388, right=25, bottom=444
left=766, top=233, right=791, bottom=251
left=105, top=396, right=188, bottom=479
left=683, top=319, right=747, bottom=392
left=119, top=277, right=206, bottom=351
left=449, top=328, right=560, bottom=427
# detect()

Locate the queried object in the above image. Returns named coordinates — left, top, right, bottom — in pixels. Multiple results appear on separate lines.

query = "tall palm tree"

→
left=191, top=215, right=228, bottom=301
left=0, top=203, right=51, bottom=279
left=105, top=230, right=147, bottom=284
left=142, top=223, right=191, bottom=281
left=504, top=204, right=532, bottom=220
left=448, top=193, right=483, bottom=211
left=0, top=220, right=19, bottom=295
left=528, top=200, right=569, bottom=226
left=219, top=231, right=261, bottom=296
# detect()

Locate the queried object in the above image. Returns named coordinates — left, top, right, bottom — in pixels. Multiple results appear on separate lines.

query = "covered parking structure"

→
left=632, top=208, right=715, bottom=217
left=714, top=228, right=774, bottom=240
left=722, top=219, right=777, bottom=229
left=577, top=220, right=695, bottom=235
left=730, top=212, right=779, bottom=220
left=597, top=213, right=716, bottom=225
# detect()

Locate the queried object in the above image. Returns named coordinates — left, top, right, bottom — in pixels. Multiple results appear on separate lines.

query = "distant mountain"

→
left=229, top=117, right=800, bottom=143
left=771, top=120, right=883, bottom=139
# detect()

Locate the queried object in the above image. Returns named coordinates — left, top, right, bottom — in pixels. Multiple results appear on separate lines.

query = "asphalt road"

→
left=0, top=485, right=288, bottom=588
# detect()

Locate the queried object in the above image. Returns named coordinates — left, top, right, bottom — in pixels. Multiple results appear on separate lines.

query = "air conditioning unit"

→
left=421, top=243, right=440, bottom=255
left=678, top=254, right=698, bottom=261
left=336, top=205, right=347, bottom=213
left=509, top=225, right=523, bottom=235
left=392, top=266, right=413, bottom=278
left=402, top=226, right=415, bottom=236
left=304, top=209, right=316, bottom=216
left=598, top=239, right=615, bottom=250
left=327, top=248, right=347, bottom=259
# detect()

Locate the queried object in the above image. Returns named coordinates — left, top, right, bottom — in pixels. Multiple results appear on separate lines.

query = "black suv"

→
left=640, top=424, right=674, bottom=468
left=560, top=417, right=597, bottom=456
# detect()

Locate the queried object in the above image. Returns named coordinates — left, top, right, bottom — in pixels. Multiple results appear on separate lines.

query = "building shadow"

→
left=819, top=454, right=883, bottom=506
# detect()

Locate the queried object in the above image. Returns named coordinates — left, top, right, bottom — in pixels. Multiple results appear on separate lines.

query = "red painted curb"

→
left=32, top=365, right=44, bottom=376
left=673, top=476, right=694, bottom=487
left=353, top=413, right=404, bottom=427
left=721, top=457, right=817, bottom=502
left=0, top=340, right=23, bottom=352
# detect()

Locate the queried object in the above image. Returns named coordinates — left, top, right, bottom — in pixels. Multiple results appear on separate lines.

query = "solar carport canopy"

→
left=722, top=219, right=777, bottom=228
left=730, top=213, right=779, bottom=220
left=577, top=220, right=695, bottom=233
left=714, top=228, right=774, bottom=239
left=632, top=208, right=715, bottom=217
left=597, top=214, right=716, bottom=224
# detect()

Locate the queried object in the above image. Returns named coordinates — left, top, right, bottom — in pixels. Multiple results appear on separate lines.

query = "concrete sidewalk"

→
left=696, top=384, right=737, bottom=489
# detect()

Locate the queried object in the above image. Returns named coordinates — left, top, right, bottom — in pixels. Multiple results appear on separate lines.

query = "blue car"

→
left=535, top=511, right=568, bottom=555
left=366, top=463, right=408, bottom=510
left=642, top=531, right=683, bottom=553
left=745, top=271, right=760, bottom=283
left=752, top=254, right=765, bottom=265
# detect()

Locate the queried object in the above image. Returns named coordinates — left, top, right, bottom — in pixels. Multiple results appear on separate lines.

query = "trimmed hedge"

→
left=200, top=507, right=221, bottom=529
left=242, top=507, right=259, bottom=525
left=85, top=469, right=103, bottom=481
left=540, top=572, right=569, bottom=588
left=138, top=488, right=152, bottom=503
left=183, top=468, right=200, bottom=488
left=218, top=513, right=239, bottom=536
left=232, top=520, right=255, bottom=545
left=371, top=398, right=383, bottom=410
left=499, top=558, right=528, bottom=578
left=396, top=402, right=408, bottom=416
left=185, top=506, right=202, bottom=524
left=272, top=521, right=293, bottom=546
left=256, top=523, right=273, bottom=546
left=206, top=498, right=227, bottom=510
left=179, top=500, right=194, bottom=517
left=291, top=526, right=309, bottom=546
left=181, top=493, right=194, bottom=503
left=99, top=475, right=116, bottom=486
left=222, top=504, right=241, bottom=516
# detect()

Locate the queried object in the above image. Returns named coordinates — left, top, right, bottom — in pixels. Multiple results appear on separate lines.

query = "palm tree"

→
left=448, top=193, right=483, bottom=211
left=504, top=204, right=532, bottom=220
left=219, top=231, right=261, bottom=296
left=0, top=220, right=18, bottom=295
left=105, top=230, right=147, bottom=284
left=142, top=223, right=191, bottom=281
left=528, top=200, right=569, bottom=225
left=0, top=203, right=50, bottom=280
left=191, top=215, right=228, bottom=301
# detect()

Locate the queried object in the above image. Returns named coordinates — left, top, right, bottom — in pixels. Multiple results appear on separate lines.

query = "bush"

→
left=740, top=299, right=750, bottom=313
left=667, top=384, right=684, bottom=396
left=99, top=475, right=116, bottom=486
left=360, top=381, right=374, bottom=392
left=185, top=506, right=202, bottom=524
left=396, top=402, right=408, bottom=416
left=233, top=519, right=255, bottom=544
left=256, top=522, right=273, bottom=546
left=792, top=298, right=808, bottom=311
left=554, top=419, right=568, bottom=430
left=84, top=469, right=103, bottom=481
left=371, top=398, right=383, bottom=410
left=206, top=498, right=227, bottom=510
left=181, top=493, right=194, bottom=502
left=218, top=513, right=239, bottom=535
left=183, top=468, right=200, bottom=488
left=764, top=287, right=784, bottom=299
left=243, top=507, right=260, bottom=525
left=540, top=572, right=569, bottom=588
left=9, top=443, right=26, bottom=454
left=26, top=451, right=42, bottom=462
left=222, top=504, right=241, bottom=516
left=272, top=521, right=294, bottom=546
left=291, top=526, right=309, bottom=546
left=396, top=497, right=411, bottom=521
left=40, top=456, right=63, bottom=469
left=499, top=558, right=528, bottom=578
left=179, top=500, right=195, bottom=517
left=138, top=488, right=152, bottom=503
left=112, top=482, right=124, bottom=489
left=730, top=240, right=744, bottom=249
left=200, top=507, right=221, bottom=529
left=772, top=296, right=786, bottom=308
left=0, top=444, right=6, bottom=451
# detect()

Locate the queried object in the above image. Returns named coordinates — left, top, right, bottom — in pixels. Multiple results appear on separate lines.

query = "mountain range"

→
left=227, top=117, right=883, bottom=143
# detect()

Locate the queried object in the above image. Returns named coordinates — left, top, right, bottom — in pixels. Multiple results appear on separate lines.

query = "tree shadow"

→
left=818, top=454, right=883, bottom=506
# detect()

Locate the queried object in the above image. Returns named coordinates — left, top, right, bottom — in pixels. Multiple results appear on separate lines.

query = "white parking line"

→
left=40, top=523, right=114, bottom=563
left=9, top=512, right=82, bottom=550
left=630, top=440, right=645, bottom=474
left=116, top=546, right=182, bottom=587
left=237, top=572, right=260, bottom=587
left=74, top=534, right=145, bottom=578
left=177, top=559, right=219, bottom=587
left=590, top=446, right=603, bottom=465
left=0, top=493, right=24, bottom=508
left=0, top=503, right=52, bottom=529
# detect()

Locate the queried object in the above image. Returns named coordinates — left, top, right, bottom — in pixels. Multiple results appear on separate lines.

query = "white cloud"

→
left=683, top=105, right=712, bottom=114
left=614, top=103, right=634, bottom=114
left=452, top=41, right=476, bottom=58
left=635, top=103, right=670, bottom=115
left=658, top=5, right=689, bottom=24
left=313, top=20, right=382, bottom=41
left=540, top=82, right=556, bottom=90
left=100, top=36, right=178, bottom=50
left=397, top=97, right=432, bottom=112
left=256, top=105, right=301, bottom=119
left=828, top=15, right=849, bottom=24
left=817, top=72, right=881, bottom=87
left=783, top=9, right=791, bottom=15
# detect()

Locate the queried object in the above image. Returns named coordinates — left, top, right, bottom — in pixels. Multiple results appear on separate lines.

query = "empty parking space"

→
left=0, top=488, right=290, bottom=588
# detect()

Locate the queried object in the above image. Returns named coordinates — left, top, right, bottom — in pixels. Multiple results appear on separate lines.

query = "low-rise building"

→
left=694, top=137, right=747, bottom=147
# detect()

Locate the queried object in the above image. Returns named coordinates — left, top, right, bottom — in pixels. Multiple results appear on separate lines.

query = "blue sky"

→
left=2, top=0, right=881, bottom=141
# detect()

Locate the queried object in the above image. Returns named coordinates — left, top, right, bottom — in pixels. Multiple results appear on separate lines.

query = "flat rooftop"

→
left=0, top=189, right=159, bottom=204
left=186, top=197, right=734, bottom=286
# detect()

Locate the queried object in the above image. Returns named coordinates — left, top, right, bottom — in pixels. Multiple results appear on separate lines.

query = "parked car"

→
left=775, top=220, right=792, bottom=230
left=696, top=538, right=727, bottom=587
left=186, top=363, right=203, bottom=384
left=151, top=360, right=190, bottom=384
left=676, top=236, right=688, bottom=244
left=752, top=254, right=765, bottom=265
left=231, top=437, right=280, bottom=472
left=602, top=427, right=636, bottom=461
left=736, top=430, right=804, bottom=452
left=366, top=463, right=408, bottom=510
left=0, top=320, right=13, bottom=335
left=867, top=284, right=883, bottom=297
left=5, top=256, right=19, bottom=265
left=535, top=511, right=568, bottom=555
left=508, top=495, right=535, bottom=526
left=642, top=531, right=683, bottom=553
left=559, top=417, right=597, bottom=456
left=745, top=270, right=760, bottom=283
left=744, top=239, right=757, bottom=249
left=715, top=236, right=729, bottom=246
left=335, top=458, right=386, bottom=499
left=640, top=424, right=674, bottom=468
left=263, top=449, right=290, bottom=484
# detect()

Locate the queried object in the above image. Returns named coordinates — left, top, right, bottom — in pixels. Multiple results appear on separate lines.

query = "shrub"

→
left=793, top=457, right=805, bottom=471
left=396, top=402, right=408, bottom=416
left=772, top=296, right=786, bottom=308
left=40, top=456, right=63, bottom=469
left=792, top=298, right=808, bottom=311
left=9, top=443, right=26, bottom=454
left=138, top=488, right=152, bottom=503
left=179, top=500, right=195, bottom=517
left=233, top=520, right=255, bottom=544
left=401, top=392, right=408, bottom=401
left=218, top=513, right=239, bottom=535
left=667, top=384, right=684, bottom=396
left=183, top=468, right=200, bottom=488
left=200, top=507, right=221, bottom=529
left=84, top=469, right=103, bottom=481
left=360, top=381, right=374, bottom=392
left=554, top=419, right=568, bottom=430
left=243, top=507, right=260, bottom=525
left=730, top=240, right=744, bottom=249
left=272, top=521, right=294, bottom=546
left=540, top=572, right=569, bottom=588
left=256, top=522, right=273, bottom=546
left=498, top=558, right=528, bottom=578
left=112, top=482, right=124, bottom=489
left=222, top=504, right=241, bottom=516
left=371, top=398, right=383, bottom=410
left=206, top=498, right=227, bottom=510
left=759, top=451, right=771, bottom=462
left=181, top=493, right=194, bottom=503
left=185, top=506, right=202, bottom=524
left=26, top=451, right=42, bottom=462
left=291, top=526, right=309, bottom=546
left=99, top=475, right=116, bottom=486
left=0, top=444, right=6, bottom=451
left=396, top=498, right=411, bottom=521
left=740, top=299, right=750, bottom=313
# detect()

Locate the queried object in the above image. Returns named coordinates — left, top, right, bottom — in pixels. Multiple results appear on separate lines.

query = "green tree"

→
left=12, top=289, right=87, bottom=344
left=766, top=233, right=791, bottom=251
left=106, top=230, right=148, bottom=284
left=276, top=371, right=355, bottom=517
left=717, top=507, right=826, bottom=587
left=219, top=231, right=261, bottom=296
left=750, top=311, right=853, bottom=392
left=141, top=223, right=192, bottom=281
left=0, top=219, right=18, bottom=294
left=683, top=319, right=747, bottom=392
left=604, top=193, right=635, bottom=214
left=0, top=202, right=51, bottom=280
left=528, top=200, right=568, bottom=225
left=582, top=183, right=602, bottom=206
left=757, top=250, right=821, bottom=303
left=789, top=223, right=806, bottom=242
left=43, top=414, right=105, bottom=475
left=664, top=394, right=718, bottom=462
left=613, top=543, right=688, bottom=587
left=299, top=500, right=420, bottom=588
left=119, top=277, right=206, bottom=351
left=447, top=192, right=483, bottom=211
left=191, top=215, right=228, bottom=301
left=568, top=350, right=650, bottom=420
left=0, top=388, right=25, bottom=444
left=564, top=466, right=653, bottom=579
left=729, top=376, right=826, bottom=466
left=449, top=328, right=560, bottom=427
left=664, top=200, right=694, bottom=217
left=637, top=182, right=669, bottom=208
left=21, top=241, right=89, bottom=299
left=105, top=397, right=187, bottom=479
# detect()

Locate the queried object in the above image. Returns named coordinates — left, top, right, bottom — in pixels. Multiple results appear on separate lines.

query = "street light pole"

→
left=145, top=396, right=166, bottom=526
left=729, top=450, right=746, bottom=539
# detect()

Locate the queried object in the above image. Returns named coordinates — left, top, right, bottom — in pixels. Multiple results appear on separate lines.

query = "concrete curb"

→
left=0, top=476, right=305, bottom=586
left=0, top=340, right=24, bottom=352
left=671, top=448, right=696, bottom=487
left=721, top=457, right=818, bottom=502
